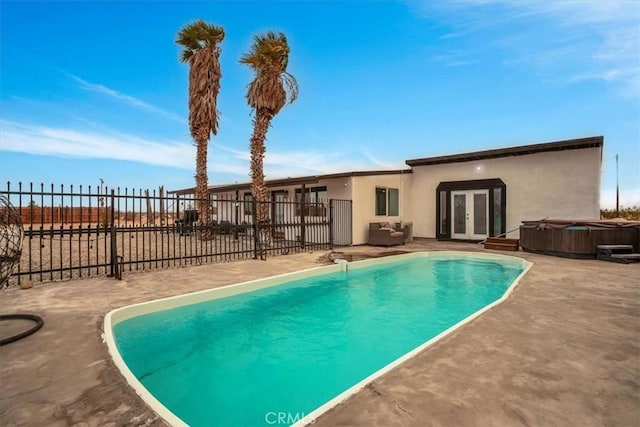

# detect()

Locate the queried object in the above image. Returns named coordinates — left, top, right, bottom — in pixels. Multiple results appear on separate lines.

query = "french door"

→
left=451, top=190, right=489, bottom=240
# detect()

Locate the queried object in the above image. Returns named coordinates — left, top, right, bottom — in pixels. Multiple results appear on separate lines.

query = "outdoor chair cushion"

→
left=368, top=222, right=405, bottom=247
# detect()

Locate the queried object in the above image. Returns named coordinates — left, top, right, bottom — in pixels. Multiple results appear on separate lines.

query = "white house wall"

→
left=324, top=177, right=352, bottom=200
left=407, top=147, right=602, bottom=239
left=351, top=173, right=412, bottom=245
left=213, top=192, right=242, bottom=223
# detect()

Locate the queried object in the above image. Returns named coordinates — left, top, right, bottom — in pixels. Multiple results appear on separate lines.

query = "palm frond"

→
left=240, top=30, right=297, bottom=111
left=176, top=19, right=225, bottom=63
left=240, top=31, right=289, bottom=72
left=176, top=19, right=224, bottom=136
left=281, top=72, right=298, bottom=104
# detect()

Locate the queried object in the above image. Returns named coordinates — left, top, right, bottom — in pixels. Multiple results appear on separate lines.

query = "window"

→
left=296, top=186, right=327, bottom=203
left=439, top=190, right=447, bottom=235
left=243, top=193, right=253, bottom=216
left=295, top=186, right=327, bottom=216
left=209, top=195, right=218, bottom=217
left=388, top=188, right=399, bottom=216
left=375, top=187, right=399, bottom=216
left=375, top=188, right=386, bottom=215
left=493, top=188, right=502, bottom=236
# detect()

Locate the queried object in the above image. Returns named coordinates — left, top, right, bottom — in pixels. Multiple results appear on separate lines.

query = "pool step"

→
left=597, top=245, right=640, bottom=264
left=484, top=237, right=520, bottom=252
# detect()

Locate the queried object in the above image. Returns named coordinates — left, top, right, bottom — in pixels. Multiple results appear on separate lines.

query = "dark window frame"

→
left=375, top=187, right=387, bottom=215
left=435, top=178, right=506, bottom=240
left=375, top=186, right=400, bottom=216
left=295, top=186, right=327, bottom=216
left=388, top=188, right=399, bottom=216
left=271, top=190, right=288, bottom=223
left=243, top=193, right=253, bottom=216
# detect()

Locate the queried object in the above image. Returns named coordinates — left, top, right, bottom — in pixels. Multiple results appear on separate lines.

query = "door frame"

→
left=450, top=189, right=489, bottom=240
left=436, top=178, right=506, bottom=241
left=271, top=190, right=287, bottom=225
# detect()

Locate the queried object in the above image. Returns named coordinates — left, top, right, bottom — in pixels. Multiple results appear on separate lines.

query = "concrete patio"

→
left=1, top=241, right=638, bottom=426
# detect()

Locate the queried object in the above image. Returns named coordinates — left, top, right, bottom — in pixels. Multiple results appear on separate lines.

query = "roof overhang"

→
left=405, top=136, right=604, bottom=167
left=169, top=169, right=412, bottom=195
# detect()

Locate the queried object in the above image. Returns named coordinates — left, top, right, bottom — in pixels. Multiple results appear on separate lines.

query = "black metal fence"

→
left=1, top=182, right=352, bottom=286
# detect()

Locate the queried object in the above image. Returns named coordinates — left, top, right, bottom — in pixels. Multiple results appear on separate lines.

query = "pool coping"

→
left=103, top=251, right=532, bottom=427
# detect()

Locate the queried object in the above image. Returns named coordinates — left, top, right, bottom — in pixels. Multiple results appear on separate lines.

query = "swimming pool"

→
left=104, top=251, right=531, bottom=426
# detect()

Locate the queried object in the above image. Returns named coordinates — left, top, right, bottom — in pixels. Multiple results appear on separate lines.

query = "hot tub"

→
left=520, top=219, right=640, bottom=259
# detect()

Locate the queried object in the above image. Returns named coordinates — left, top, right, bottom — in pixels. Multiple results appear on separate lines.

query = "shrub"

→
left=600, top=206, right=640, bottom=220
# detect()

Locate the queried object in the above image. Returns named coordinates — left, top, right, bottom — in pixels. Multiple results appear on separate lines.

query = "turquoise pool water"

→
left=113, top=254, right=524, bottom=426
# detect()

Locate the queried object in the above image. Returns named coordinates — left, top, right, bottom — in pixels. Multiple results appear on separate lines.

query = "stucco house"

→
left=172, top=170, right=411, bottom=245
left=171, top=136, right=603, bottom=245
left=405, top=136, right=603, bottom=241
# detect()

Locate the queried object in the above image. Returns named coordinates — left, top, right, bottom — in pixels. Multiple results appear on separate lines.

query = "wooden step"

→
left=484, top=237, right=519, bottom=251
left=485, top=242, right=519, bottom=251
left=610, top=254, right=640, bottom=260
left=486, top=237, right=520, bottom=245
left=597, top=245, right=634, bottom=255
left=596, top=245, right=635, bottom=263
left=597, top=244, right=633, bottom=251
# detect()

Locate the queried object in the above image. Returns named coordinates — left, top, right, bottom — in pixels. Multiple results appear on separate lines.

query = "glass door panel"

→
left=473, top=193, right=487, bottom=235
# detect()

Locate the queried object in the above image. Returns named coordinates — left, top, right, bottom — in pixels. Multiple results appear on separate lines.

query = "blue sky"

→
left=1, top=0, right=638, bottom=209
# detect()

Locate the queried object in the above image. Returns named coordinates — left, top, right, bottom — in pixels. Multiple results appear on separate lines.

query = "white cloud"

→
left=0, top=119, right=194, bottom=169
left=431, top=50, right=476, bottom=67
left=410, top=0, right=640, bottom=96
left=503, top=2, right=640, bottom=96
left=64, top=72, right=187, bottom=124
left=0, top=120, right=403, bottom=181
left=211, top=142, right=404, bottom=181
left=360, top=148, right=404, bottom=169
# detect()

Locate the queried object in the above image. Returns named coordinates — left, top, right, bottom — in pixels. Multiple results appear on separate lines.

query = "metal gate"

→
left=330, top=199, right=352, bottom=246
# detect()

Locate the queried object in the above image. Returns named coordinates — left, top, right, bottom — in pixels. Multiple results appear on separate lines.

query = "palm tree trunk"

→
left=195, top=135, right=210, bottom=235
left=250, top=109, right=273, bottom=224
left=250, top=109, right=273, bottom=257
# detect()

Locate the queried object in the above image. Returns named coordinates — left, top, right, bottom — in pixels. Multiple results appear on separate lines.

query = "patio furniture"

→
left=218, top=220, right=233, bottom=235
left=368, top=222, right=405, bottom=247
left=237, top=221, right=248, bottom=235
left=394, top=221, right=414, bottom=243
left=176, top=209, right=199, bottom=236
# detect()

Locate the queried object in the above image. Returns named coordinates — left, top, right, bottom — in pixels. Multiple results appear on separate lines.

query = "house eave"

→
left=405, top=136, right=604, bottom=167
left=169, top=169, right=412, bottom=195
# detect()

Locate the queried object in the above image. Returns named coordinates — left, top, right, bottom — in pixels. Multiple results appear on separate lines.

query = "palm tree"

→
left=176, top=20, right=224, bottom=233
left=240, top=31, right=298, bottom=226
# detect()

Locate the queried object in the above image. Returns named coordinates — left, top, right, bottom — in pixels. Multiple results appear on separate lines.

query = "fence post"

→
left=234, top=190, right=239, bottom=241
left=144, top=189, right=152, bottom=225
left=109, top=189, right=118, bottom=278
left=300, top=184, right=306, bottom=249
left=252, top=197, right=259, bottom=259
left=329, top=199, right=334, bottom=249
